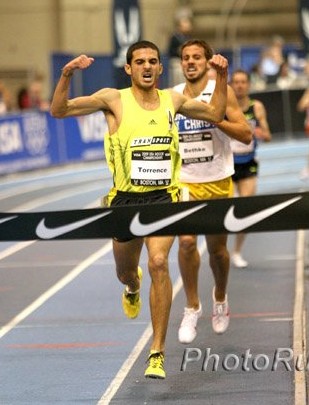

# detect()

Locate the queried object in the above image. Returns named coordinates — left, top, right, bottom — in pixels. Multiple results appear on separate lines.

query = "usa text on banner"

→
left=0, top=192, right=308, bottom=241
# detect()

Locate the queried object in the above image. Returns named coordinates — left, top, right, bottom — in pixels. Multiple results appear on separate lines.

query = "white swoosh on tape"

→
left=36, top=212, right=112, bottom=239
left=0, top=216, right=18, bottom=225
left=130, top=203, right=207, bottom=236
left=224, top=196, right=302, bottom=232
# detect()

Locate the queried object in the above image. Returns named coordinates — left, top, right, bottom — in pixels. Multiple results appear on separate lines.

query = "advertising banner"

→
left=0, top=111, right=106, bottom=175
left=0, top=192, right=308, bottom=240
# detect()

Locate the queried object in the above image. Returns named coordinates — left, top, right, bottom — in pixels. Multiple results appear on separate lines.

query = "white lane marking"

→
left=259, top=318, right=293, bottom=322
left=97, top=324, right=153, bottom=405
left=0, top=172, right=109, bottom=202
left=98, top=239, right=206, bottom=404
left=0, top=241, right=36, bottom=261
left=0, top=241, right=112, bottom=340
left=11, top=182, right=103, bottom=212
left=293, top=230, right=307, bottom=405
left=0, top=162, right=109, bottom=197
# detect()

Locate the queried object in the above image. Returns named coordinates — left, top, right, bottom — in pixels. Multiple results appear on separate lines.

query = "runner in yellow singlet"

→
left=50, top=40, right=229, bottom=379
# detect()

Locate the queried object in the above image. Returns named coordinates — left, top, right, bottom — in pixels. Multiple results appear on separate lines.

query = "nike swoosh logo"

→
left=224, top=196, right=302, bottom=232
left=36, top=212, right=112, bottom=239
left=130, top=204, right=207, bottom=236
left=0, top=216, right=18, bottom=225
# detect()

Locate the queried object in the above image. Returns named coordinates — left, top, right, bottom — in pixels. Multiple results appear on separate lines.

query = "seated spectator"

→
left=249, top=63, right=266, bottom=91
left=17, top=74, right=50, bottom=111
left=17, top=87, right=30, bottom=110
left=276, top=60, right=297, bottom=89
left=0, top=80, right=13, bottom=114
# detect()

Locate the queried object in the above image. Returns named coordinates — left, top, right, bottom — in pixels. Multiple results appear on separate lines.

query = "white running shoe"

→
left=231, top=253, right=248, bottom=268
left=212, top=288, right=230, bottom=334
left=178, top=303, right=203, bottom=344
left=299, top=167, right=309, bottom=181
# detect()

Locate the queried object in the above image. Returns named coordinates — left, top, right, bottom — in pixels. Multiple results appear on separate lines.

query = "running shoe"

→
left=231, top=252, right=248, bottom=268
left=144, top=350, right=165, bottom=379
left=122, top=266, right=142, bottom=319
left=300, top=167, right=309, bottom=181
left=212, top=287, right=230, bottom=334
left=178, top=303, right=203, bottom=344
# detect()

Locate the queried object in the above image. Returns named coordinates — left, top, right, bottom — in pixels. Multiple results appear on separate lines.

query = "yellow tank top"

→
left=105, top=88, right=181, bottom=194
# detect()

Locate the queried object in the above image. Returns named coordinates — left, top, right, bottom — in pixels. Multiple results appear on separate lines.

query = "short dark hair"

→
left=126, top=40, right=161, bottom=64
left=180, top=39, right=214, bottom=61
left=230, top=69, right=250, bottom=82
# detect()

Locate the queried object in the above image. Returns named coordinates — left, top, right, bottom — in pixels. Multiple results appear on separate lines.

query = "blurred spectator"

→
left=17, top=87, right=30, bottom=110
left=297, top=85, right=309, bottom=134
left=17, top=74, right=50, bottom=111
left=249, top=63, right=266, bottom=91
left=167, top=16, right=193, bottom=86
left=276, top=60, right=297, bottom=89
left=0, top=80, right=13, bottom=114
left=297, top=86, right=309, bottom=180
left=168, top=17, right=193, bottom=58
left=259, top=35, right=285, bottom=85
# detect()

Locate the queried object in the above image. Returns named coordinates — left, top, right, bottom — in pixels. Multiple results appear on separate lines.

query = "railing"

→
left=215, top=0, right=249, bottom=49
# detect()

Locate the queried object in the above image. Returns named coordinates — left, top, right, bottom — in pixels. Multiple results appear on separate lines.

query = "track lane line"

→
left=294, top=229, right=307, bottom=405
left=0, top=241, right=112, bottom=340
left=0, top=193, right=102, bottom=262
left=97, top=238, right=206, bottom=405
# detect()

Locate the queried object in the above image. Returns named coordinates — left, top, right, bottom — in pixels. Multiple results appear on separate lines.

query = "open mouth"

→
left=186, top=66, right=197, bottom=74
left=143, top=72, right=152, bottom=81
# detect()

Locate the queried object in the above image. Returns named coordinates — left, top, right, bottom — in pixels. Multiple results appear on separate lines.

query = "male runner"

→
left=51, top=40, right=229, bottom=378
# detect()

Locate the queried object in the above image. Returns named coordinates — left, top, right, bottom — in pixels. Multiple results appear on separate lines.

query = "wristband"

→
left=62, top=69, right=73, bottom=77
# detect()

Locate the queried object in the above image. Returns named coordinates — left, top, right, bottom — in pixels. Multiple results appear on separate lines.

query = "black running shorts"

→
left=111, top=189, right=173, bottom=242
left=232, top=159, right=258, bottom=182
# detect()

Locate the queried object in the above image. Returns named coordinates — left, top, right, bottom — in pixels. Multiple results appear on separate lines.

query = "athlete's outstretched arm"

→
left=50, top=54, right=115, bottom=118
left=216, top=86, right=253, bottom=144
left=173, top=54, right=228, bottom=123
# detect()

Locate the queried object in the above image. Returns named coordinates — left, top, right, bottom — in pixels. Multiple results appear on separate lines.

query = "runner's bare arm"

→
left=50, top=55, right=119, bottom=118
left=297, top=88, right=309, bottom=112
left=216, top=86, right=252, bottom=144
left=253, top=100, right=272, bottom=141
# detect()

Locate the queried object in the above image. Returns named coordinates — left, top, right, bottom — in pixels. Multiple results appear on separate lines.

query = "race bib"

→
left=131, top=150, right=171, bottom=186
left=179, top=132, right=214, bottom=164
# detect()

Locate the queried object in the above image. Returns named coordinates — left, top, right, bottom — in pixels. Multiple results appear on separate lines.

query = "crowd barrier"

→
left=251, top=87, right=306, bottom=137
left=0, top=110, right=107, bottom=176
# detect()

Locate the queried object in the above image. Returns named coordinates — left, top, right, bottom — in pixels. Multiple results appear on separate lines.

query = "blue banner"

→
left=112, top=0, right=142, bottom=88
left=63, top=112, right=107, bottom=161
left=0, top=111, right=106, bottom=175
